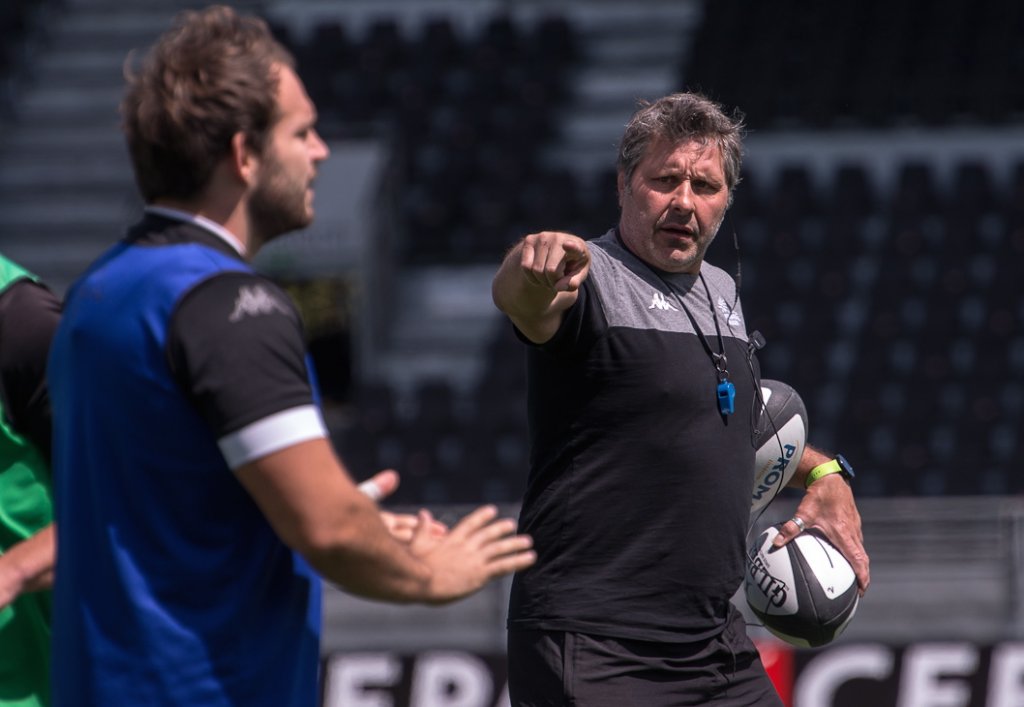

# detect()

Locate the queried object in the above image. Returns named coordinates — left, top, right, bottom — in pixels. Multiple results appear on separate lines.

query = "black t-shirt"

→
left=0, top=277, right=61, bottom=462
left=508, top=230, right=761, bottom=642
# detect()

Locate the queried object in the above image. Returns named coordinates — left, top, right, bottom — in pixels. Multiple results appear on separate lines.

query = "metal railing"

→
left=322, top=495, right=1024, bottom=653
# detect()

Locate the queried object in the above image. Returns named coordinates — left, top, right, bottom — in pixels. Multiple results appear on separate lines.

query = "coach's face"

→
left=248, top=64, right=330, bottom=247
left=617, top=137, right=730, bottom=274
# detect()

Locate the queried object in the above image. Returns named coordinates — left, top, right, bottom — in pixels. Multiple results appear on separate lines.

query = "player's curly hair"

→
left=617, top=92, right=746, bottom=200
left=121, top=5, right=294, bottom=202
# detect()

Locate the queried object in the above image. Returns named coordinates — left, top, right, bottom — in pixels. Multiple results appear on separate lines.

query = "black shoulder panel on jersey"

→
left=167, top=272, right=316, bottom=437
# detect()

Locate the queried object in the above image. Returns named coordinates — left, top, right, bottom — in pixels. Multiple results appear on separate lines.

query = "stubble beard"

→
left=667, top=211, right=726, bottom=273
left=248, top=174, right=313, bottom=252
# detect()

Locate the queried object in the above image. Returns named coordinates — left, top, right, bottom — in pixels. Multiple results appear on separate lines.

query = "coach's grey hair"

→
left=617, top=93, right=745, bottom=198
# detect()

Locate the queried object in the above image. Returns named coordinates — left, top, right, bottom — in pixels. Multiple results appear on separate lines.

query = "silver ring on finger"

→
left=791, top=516, right=807, bottom=533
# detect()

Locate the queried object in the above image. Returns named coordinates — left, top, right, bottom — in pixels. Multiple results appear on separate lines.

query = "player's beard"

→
left=247, top=152, right=314, bottom=251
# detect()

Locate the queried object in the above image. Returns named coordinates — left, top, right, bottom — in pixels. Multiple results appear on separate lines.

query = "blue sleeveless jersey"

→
left=48, top=242, right=321, bottom=706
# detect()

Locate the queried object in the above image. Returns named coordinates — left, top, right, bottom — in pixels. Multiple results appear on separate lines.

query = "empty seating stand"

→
left=269, top=13, right=580, bottom=266
left=270, top=5, right=1023, bottom=503
left=680, top=0, right=1024, bottom=129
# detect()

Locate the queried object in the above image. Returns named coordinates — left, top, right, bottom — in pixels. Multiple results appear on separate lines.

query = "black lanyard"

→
left=657, top=272, right=736, bottom=416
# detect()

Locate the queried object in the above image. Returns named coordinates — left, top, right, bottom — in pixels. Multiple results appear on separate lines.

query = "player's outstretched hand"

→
left=358, top=469, right=447, bottom=543
left=410, top=505, right=535, bottom=604
left=380, top=509, right=447, bottom=544
left=519, top=231, right=590, bottom=293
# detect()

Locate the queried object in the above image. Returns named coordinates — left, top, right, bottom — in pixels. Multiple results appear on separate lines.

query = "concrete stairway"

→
left=0, top=0, right=261, bottom=293
left=540, top=0, right=703, bottom=182
left=369, top=0, right=705, bottom=396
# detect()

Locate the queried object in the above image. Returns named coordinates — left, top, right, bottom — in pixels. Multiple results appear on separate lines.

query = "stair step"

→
left=18, top=85, right=123, bottom=115
left=0, top=154, right=131, bottom=189
left=32, top=49, right=132, bottom=87
left=573, top=68, right=680, bottom=105
left=0, top=124, right=124, bottom=152
left=2, top=202, right=126, bottom=228
left=563, top=2, right=701, bottom=34
left=46, top=10, right=179, bottom=51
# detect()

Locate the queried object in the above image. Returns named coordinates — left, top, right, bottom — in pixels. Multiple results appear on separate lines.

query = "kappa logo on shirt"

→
left=228, top=284, right=290, bottom=323
left=647, top=291, right=678, bottom=311
left=716, top=296, right=743, bottom=328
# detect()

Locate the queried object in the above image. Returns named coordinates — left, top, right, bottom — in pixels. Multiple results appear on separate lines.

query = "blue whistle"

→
left=717, top=380, right=736, bottom=415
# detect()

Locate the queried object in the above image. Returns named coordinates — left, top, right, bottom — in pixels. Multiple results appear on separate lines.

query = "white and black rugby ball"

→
left=751, top=379, right=808, bottom=513
left=744, top=524, right=859, bottom=648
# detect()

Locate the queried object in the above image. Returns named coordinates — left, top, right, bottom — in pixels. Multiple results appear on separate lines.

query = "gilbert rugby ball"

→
left=744, top=524, right=859, bottom=648
left=751, top=379, right=808, bottom=513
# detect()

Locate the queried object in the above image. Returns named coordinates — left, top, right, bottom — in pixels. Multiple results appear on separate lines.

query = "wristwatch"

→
left=805, top=454, right=855, bottom=488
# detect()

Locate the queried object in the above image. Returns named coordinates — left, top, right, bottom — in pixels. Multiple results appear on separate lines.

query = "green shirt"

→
left=0, top=254, right=53, bottom=707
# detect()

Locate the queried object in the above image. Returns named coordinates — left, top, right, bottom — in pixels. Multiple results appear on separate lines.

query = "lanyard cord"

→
left=611, top=228, right=736, bottom=414
left=658, top=272, right=730, bottom=383
left=647, top=268, right=736, bottom=416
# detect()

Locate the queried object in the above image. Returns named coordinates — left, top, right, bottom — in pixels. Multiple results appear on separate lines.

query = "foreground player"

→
left=0, top=253, right=60, bottom=707
left=47, top=7, right=534, bottom=705
left=492, top=92, right=869, bottom=705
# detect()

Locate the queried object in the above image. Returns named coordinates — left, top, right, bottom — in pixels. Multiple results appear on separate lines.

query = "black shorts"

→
left=507, top=610, right=783, bottom=707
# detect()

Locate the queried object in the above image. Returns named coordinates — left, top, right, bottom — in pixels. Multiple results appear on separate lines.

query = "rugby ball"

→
left=744, top=524, right=859, bottom=648
left=751, top=379, right=808, bottom=513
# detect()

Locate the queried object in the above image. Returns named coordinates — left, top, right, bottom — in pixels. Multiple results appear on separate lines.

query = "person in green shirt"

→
left=0, top=253, right=61, bottom=707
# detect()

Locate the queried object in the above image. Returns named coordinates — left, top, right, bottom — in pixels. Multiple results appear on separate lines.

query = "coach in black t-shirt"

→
left=493, top=93, right=870, bottom=706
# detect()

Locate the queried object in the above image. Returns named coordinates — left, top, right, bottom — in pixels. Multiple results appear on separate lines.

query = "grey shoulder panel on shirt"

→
left=587, top=232, right=748, bottom=341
